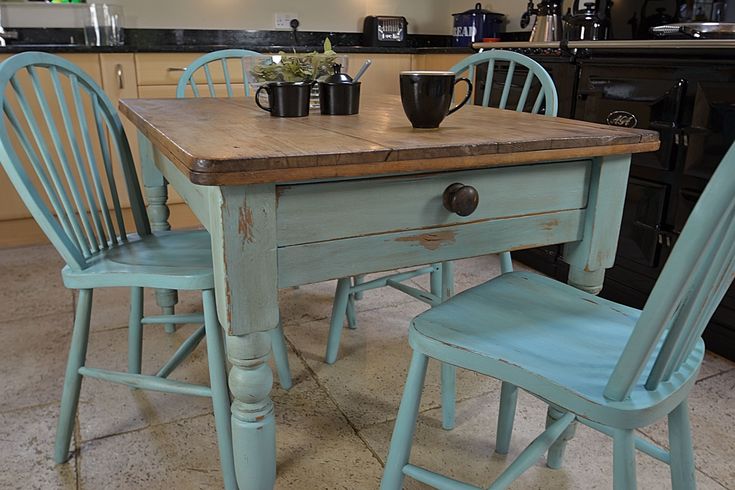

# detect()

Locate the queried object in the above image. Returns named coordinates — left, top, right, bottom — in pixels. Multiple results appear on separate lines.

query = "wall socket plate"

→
left=275, top=13, right=298, bottom=29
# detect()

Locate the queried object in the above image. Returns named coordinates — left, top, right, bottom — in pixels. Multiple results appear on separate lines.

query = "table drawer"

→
left=276, top=160, right=591, bottom=247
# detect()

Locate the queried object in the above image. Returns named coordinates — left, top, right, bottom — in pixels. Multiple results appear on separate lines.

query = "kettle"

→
left=522, top=0, right=563, bottom=42
left=564, top=2, right=605, bottom=40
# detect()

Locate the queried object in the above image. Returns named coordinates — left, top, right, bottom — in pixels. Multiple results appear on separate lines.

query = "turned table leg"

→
left=210, top=184, right=280, bottom=489
left=139, top=132, right=179, bottom=332
left=226, top=332, right=276, bottom=488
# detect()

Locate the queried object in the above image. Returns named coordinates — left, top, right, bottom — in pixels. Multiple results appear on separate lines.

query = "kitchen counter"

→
left=0, top=44, right=473, bottom=55
left=473, top=39, right=735, bottom=51
left=0, top=28, right=473, bottom=55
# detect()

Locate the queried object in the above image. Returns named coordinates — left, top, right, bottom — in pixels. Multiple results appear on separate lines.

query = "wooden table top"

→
left=120, top=94, right=659, bottom=186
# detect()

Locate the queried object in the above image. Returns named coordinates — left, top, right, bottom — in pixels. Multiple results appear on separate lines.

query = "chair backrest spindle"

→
left=0, top=52, right=150, bottom=270
left=175, top=49, right=261, bottom=99
left=450, top=50, right=558, bottom=117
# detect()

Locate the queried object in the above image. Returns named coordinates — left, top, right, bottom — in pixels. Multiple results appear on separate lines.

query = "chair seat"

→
left=62, top=230, right=214, bottom=290
left=409, top=271, right=703, bottom=428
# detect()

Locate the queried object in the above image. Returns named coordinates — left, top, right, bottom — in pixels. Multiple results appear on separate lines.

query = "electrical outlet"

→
left=275, top=13, right=298, bottom=29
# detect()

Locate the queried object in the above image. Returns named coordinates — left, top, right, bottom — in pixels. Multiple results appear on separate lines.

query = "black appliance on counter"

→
left=509, top=50, right=735, bottom=360
left=636, top=1, right=676, bottom=38
left=451, top=3, right=505, bottom=46
left=362, top=16, right=408, bottom=47
left=564, top=0, right=612, bottom=40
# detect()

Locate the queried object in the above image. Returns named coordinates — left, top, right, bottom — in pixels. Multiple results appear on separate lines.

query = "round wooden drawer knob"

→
left=443, top=183, right=479, bottom=217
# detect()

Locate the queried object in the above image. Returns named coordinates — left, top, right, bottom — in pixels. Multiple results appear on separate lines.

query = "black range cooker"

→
left=476, top=44, right=735, bottom=360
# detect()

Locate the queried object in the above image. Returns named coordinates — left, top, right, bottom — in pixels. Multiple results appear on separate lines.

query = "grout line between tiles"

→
left=0, top=307, right=75, bottom=326
left=696, top=367, right=735, bottom=384
left=352, top=387, right=500, bottom=433
left=281, top=332, right=388, bottom=468
left=0, top=400, right=58, bottom=416
left=77, top=410, right=213, bottom=447
left=281, top=296, right=419, bottom=330
left=637, top=425, right=731, bottom=489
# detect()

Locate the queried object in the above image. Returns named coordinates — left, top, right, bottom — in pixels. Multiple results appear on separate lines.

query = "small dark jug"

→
left=255, top=81, right=313, bottom=117
left=399, top=71, right=472, bottom=129
left=319, top=64, right=361, bottom=115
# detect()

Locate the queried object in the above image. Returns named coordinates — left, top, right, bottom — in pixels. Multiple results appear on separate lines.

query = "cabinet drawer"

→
left=139, top=83, right=249, bottom=99
left=276, top=160, right=591, bottom=247
left=135, top=53, right=250, bottom=86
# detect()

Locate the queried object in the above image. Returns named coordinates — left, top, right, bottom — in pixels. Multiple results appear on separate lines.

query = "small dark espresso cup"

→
left=255, top=81, right=313, bottom=117
left=399, top=71, right=472, bottom=129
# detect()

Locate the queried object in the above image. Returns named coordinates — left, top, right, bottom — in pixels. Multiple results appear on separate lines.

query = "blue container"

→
left=452, top=3, right=506, bottom=47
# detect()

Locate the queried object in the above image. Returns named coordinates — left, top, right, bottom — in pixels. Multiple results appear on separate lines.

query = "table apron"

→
left=276, top=160, right=591, bottom=247
left=276, top=209, right=585, bottom=288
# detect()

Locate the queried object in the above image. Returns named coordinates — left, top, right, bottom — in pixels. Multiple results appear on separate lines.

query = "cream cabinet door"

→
left=346, top=53, right=412, bottom=97
left=0, top=53, right=101, bottom=223
left=412, top=54, right=469, bottom=72
left=100, top=54, right=142, bottom=209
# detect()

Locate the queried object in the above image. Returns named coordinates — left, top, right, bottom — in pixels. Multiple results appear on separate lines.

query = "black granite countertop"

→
left=0, top=28, right=474, bottom=55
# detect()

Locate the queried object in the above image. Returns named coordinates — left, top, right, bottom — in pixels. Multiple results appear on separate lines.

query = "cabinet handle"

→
left=167, top=67, right=187, bottom=72
left=443, top=183, right=479, bottom=217
left=115, top=64, right=124, bottom=90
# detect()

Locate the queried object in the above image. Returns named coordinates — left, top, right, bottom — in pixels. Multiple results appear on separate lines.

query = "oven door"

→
left=618, top=178, right=669, bottom=269
left=681, top=81, right=735, bottom=182
left=575, top=67, right=687, bottom=170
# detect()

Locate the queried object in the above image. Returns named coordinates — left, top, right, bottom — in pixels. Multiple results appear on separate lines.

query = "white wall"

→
left=0, top=0, right=645, bottom=37
left=448, top=0, right=534, bottom=34
left=0, top=0, right=455, bottom=34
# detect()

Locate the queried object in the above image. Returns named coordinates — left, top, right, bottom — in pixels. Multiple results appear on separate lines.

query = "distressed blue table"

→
left=120, top=94, right=659, bottom=489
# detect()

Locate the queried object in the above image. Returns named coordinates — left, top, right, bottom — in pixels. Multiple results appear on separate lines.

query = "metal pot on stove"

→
left=452, top=3, right=505, bottom=47
left=522, top=0, right=563, bottom=42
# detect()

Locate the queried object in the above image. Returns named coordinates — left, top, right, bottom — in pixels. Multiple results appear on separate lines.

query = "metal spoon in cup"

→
left=353, top=59, right=372, bottom=82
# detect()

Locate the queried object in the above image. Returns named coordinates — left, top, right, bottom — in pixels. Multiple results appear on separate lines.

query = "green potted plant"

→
left=244, top=39, right=348, bottom=108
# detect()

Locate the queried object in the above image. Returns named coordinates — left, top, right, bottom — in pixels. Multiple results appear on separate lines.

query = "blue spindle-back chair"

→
left=438, top=47, right=561, bottom=444
left=0, top=52, right=239, bottom=488
left=175, top=49, right=292, bottom=391
left=381, top=142, right=735, bottom=489
left=326, top=50, right=560, bottom=432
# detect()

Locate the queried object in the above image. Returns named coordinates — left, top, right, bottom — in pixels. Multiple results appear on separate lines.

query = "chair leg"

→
left=270, top=320, right=293, bottom=390
left=325, top=277, right=352, bottom=364
left=436, top=262, right=457, bottom=431
left=202, top=290, right=237, bottom=490
left=346, top=292, right=357, bottom=330
left=128, top=287, right=144, bottom=375
left=54, top=289, right=93, bottom=464
left=612, top=428, right=637, bottom=490
left=429, top=263, right=442, bottom=298
left=495, top=382, right=518, bottom=454
left=545, top=406, right=577, bottom=469
left=440, top=363, right=456, bottom=430
left=440, top=261, right=454, bottom=301
left=381, top=351, right=429, bottom=490
left=353, top=274, right=366, bottom=300
left=668, top=400, right=696, bottom=490
left=499, top=251, right=513, bottom=275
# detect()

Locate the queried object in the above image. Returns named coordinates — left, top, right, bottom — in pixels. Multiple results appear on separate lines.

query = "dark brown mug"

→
left=255, top=81, right=314, bottom=117
left=399, top=71, right=472, bottom=129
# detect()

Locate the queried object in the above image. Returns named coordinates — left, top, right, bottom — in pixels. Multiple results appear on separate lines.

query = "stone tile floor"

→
left=1, top=244, right=733, bottom=489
